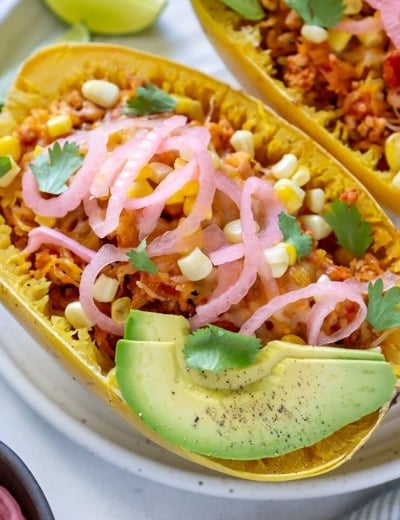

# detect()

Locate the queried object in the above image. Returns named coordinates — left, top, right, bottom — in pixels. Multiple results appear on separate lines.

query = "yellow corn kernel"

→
left=301, top=24, right=328, bottom=44
left=305, top=188, right=325, bottom=213
left=177, top=247, right=213, bottom=281
left=173, top=94, right=204, bottom=121
left=327, top=29, right=352, bottom=52
left=299, top=214, right=332, bottom=240
left=280, top=334, right=306, bottom=345
left=127, top=179, right=154, bottom=198
left=281, top=242, right=297, bottom=265
left=291, top=166, right=311, bottom=187
left=270, top=153, right=298, bottom=179
left=223, top=219, right=243, bottom=244
left=148, top=162, right=173, bottom=184
left=65, top=301, right=94, bottom=329
left=343, top=0, right=362, bottom=15
left=166, top=180, right=199, bottom=205
left=263, top=244, right=290, bottom=278
left=0, top=135, right=21, bottom=161
left=93, top=274, right=119, bottom=303
left=137, top=164, right=153, bottom=181
left=81, top=79, right=120, bottom=108
left=357, top=30, right=385, bottom=48
left=183, top=196, right=196, bottom=216
left=111, top=297, right=131, bottom=323
left=34, top=215, right=56, bottom=227
left=274, top=178, right=305, bottom=214
left=46, top=114, right=73, bottom=138
left=0, top=156, right=20, bottom=188
left=229, top=130, right=255, bottom=158
left=385, top=132, right=400, bottom=172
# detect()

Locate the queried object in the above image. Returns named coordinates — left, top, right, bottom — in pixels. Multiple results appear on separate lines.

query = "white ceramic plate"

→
left=1, top=0, right=400, bottom=502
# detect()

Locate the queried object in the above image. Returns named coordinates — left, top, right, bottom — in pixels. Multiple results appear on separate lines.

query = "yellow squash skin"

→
left=190, top=0, right=400, bottom=214
left=0, top=42, right=399, bottom=481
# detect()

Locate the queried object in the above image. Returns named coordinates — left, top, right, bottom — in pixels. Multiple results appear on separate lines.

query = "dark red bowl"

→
left=0, top=441, right=54, bottom=520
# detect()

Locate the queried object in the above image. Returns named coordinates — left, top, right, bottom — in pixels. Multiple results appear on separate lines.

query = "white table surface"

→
left=1, top=1, right=400, bottom=519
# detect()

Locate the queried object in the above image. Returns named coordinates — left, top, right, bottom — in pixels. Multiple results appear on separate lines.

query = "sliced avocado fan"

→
left=115, top=310, right=396, bottom=460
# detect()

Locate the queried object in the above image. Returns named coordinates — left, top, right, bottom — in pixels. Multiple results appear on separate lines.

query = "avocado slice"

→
left=116, top=311, right=396, bottom=460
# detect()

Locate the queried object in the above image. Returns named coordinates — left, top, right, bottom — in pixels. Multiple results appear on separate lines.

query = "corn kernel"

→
left=34, top=215, right=56, bottom=227
left=33, top=145, right=44, bottom=157
left=93, top=274, right=119, bottom=303
left=270, top=153, right=298, bottom=179
left=223, top=219, right=243, bottom=244
left=65, top=301, right=94, bottom=329
left=299, top=214, right=332, bottom=240
left=229, top=130, right=255, bottom=157
left=392, top=171, right=400, bottom=190
left=210, top=150, right=221, bottom=169
left=127, top=179, right=154, bottom=198
left=306, top=188, right=325, bottom=213
left=46, top=114, right=72, bottom=138
left=274, top=178, right=305, bottom=214
left=137, top=164, right=153, bottom=181
left=0, top=135, right=21, bottom=161
left=281, top=334, right=306, bottom=345
left=281, top=242, right=297, bottom=265
left=177, top=247, right=213, bottom=281
left=166, top=180, right=199, bottom=205
left=111, top=297, right=131, bottom=323
left=0, top=156, right=20, bottom=188
left=263, top=244, right=290, bottom=278
left=148, top=162, right=173, bottom=184
left=183, top=196, right=196, bottom=216
left=357, top=30, right=385, bottom=48
left=385, top=132, right=400, bottom=172
left=81, top=79, right=120, bottom=108
left=301, top=24, right=328, bottom=44
left=327, top=29, right=352, bottom=53
left=173, top=94, right=204, bottom=121
left=292, top=166, right=311, bottom=187
left=174, top=157, right=188, bottom=169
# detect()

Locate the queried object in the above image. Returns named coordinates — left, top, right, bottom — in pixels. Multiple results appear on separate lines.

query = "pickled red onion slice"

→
left=239, top=280, right=367, bottom=345
left=79, top=244, right=129, bottom=336
left=25, top=226, right=96, bottom=263
left=0, top=486, right=26, bottom=520
left=190, top=176, right=273, bottom=330
left=147, top=136, right=216, bottom=257
left=89, top=115, right=186, bottom=238
left=333, top=15, right=383, bottom=34
left=380, top=0, right=400, bottom=49
left=22, top=127, right=108, bottom=218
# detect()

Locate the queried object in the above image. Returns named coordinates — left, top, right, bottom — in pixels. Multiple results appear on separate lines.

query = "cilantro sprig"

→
left=184, top=325, right=261, bottom=373
left=285, top=0, right=344, bottom=28
left=124, top=83, right=177, bottom=116
left=0, top=156, right=12, bottom=177
left=126, top=238, right=158, bottom=274
left=30, top=141, right=84, bottom=195
left=278, top=211, right=312, bottom=259
left=367, top=279, right=400, bottom=332
left=324, top=200, right=373, bottom=258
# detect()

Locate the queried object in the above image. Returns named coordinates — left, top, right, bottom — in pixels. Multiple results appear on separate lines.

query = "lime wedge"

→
left=220, top=0, right=264, bottom=20
left=43, top=0, right=167, bottom=35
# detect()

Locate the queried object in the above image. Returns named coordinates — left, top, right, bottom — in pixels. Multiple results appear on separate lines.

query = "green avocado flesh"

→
left=115, top=310, right=396, bottom=460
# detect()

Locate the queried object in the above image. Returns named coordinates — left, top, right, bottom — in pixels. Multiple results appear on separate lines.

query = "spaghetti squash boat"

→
left=191, top=0, right=400, bottom=213
left=0, top=42, right=399, bottom=481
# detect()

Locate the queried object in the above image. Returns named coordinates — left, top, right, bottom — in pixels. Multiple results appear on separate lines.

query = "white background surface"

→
left=1, top=0, right=400, bottom=518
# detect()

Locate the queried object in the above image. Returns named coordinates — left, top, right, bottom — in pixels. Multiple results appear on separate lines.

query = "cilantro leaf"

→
left=124, top=83, right=177, bottom=116
left=220, top=0, right=265, bottom=20
left=278, top=211, right=312, bottom=259
left=0, top=156, right=12, bottom=177
left=367, top=279, right=400, bottom=331
left=30, top=141, right=84, bottom=195
left=126, top=238, right=158, bottom=274
left=324, top=200, right=373, bottom=258
left=286, top=0, right=344, bottom=28
left=184, top=325, right=261, bottom=373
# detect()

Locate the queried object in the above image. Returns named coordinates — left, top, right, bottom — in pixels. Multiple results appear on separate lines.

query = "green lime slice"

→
left=43, top=0, right=167, bottom=35
left=57, top=21, right=91, bottom=42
